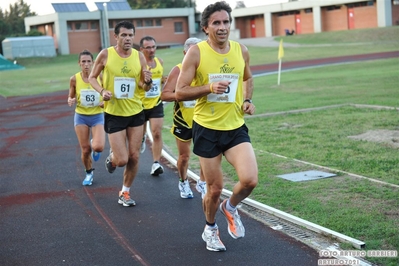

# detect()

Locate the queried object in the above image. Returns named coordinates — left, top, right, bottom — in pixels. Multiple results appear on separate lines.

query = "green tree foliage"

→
left=235, top=1, right=246, bottom=9
left=127, top=0, right=194, bottom=9
left=0, top=0, right=37, bottom=54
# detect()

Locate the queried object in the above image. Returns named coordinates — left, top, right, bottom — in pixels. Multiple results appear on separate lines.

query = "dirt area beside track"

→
left=348, top=129, right=399, bottom=149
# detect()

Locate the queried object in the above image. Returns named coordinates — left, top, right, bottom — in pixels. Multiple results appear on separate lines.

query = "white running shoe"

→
left=140, top=135, right=146, bottom=154
left=195, top=180, right=207, bottom=199
left=150, top=162, right=164, bottom=176
left=202, top=225, right=226, bottom=252
left=178, top=180, right=194, bottom=199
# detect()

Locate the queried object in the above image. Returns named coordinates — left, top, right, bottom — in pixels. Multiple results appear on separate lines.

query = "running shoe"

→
left=195, top=180, right=207, bottom=199
left=150, top=162, right=164, bottom=176
left=118, top=191, right=136, bottom=207
left=105, top=149, right=116, bottom=173
left=219, top=199, right=245, bottom=239
left=202, top=225, right=226, bottom=252
left=91, top=139, right=101, bottom=162
left=82, top=170, right=93, bottom=186
left=140, top=135, right=146, bottom=154
left=178, top=180, right=194, bottom=199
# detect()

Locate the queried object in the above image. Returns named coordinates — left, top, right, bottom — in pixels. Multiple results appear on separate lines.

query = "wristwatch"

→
left=244, top=99, right=252, bottom=104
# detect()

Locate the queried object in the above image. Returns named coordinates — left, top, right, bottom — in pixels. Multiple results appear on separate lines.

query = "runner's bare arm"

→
left=241, top=44, right=253, bottom=100
left=139, top=52, right=152, bottom=92
left=241, top=43, right=255, bottom=115
left=89, top=49, right=108, bottom=99
left=68, top=75, right=76, bottom=106
left=161, top=66, right=180, bottom=102
left=175, top=46, right=210, bottom=101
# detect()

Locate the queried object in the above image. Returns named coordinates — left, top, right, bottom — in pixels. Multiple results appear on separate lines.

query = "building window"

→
left=304, top=8, right=312, bottom=13
left=91, top=21, right=98, bottom=30
left=277, top=10, right=299, bottom=16
left=326, top=5, right=341, bottom=11
left=394, top=0, right=399, bottom=5
left=75, top=22, right=88, bottom=30
left=155, top=19, right=162, bottom=26
left=144, top=19, right=153, bottom=27
left=136, top=20, right=143, bottom=27
left=109, top=21, right=114, bottom=29
left=67, top=22, right=73, bottom=31
left=174, top=22, right=183, bottom=33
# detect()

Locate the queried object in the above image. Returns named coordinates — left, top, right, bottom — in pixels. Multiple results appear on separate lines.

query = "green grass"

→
left=1, top=26, right=398, bottom=97
left=2, top=27, right=399, bottom=265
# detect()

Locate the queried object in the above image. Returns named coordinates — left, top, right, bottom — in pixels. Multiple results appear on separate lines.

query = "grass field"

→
left=1, top=27, right=398, bottom=265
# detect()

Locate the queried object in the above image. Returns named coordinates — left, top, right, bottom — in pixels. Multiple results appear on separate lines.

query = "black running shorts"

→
left=144, top=102, right=164, bottom=121
left=171, top=125, right=193, bottom=142
left=104, top=111, right=145, bottom=134
left=192, top=121, right=251, bottom=158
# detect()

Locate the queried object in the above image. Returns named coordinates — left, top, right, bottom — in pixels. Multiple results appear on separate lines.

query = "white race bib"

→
left=80, top=89, right=100, bottom=107
left=145, top=78, right=161, bottom=98
left=114, top=77, right=135, bottom=99
left=207, top=73, right=239, bottom=103
left=182, top=100, right=196, bottom=108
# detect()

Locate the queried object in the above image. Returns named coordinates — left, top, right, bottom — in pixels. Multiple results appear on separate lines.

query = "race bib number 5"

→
left=114, top=77, right=135, bottom=99
left=207, top=73, right=239, bottom=103
left=80, top=89, right=100, bottom=107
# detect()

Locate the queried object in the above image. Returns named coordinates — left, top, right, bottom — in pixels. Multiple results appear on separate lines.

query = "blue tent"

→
left=0, top=54, right=24, bottom=71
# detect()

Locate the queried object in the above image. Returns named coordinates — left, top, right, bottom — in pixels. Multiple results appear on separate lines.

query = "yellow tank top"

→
left=138, top=57, right=163, bottom=109
left=102, top=47, right=143, bottom=116
left=194, top=40, right=245, bottom=130
left=171, top=63, right=196, bottom=129
left=75, top=72, right=103, bottom=115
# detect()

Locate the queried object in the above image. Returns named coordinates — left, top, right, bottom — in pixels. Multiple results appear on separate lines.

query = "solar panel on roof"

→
left=95, top=2, right=132, bottom=11
left=52, top=3, right=89, bottom=13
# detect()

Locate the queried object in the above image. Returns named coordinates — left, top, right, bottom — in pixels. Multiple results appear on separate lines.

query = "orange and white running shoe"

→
left=219, top=199, right=245, bottom=239
left=118, top=191, right=136, bottom=207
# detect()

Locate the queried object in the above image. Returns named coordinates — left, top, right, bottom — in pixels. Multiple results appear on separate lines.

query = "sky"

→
left=1, top=0, right=287, bottom=15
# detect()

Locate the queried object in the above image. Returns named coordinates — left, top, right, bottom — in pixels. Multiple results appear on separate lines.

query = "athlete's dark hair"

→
left=140, top=36, right=156, bottom=47
left=200, top=1, right=232, bottom=34
left=78, top=49, right=93, bottom=61
left=114, top=20, right=135, bottom=35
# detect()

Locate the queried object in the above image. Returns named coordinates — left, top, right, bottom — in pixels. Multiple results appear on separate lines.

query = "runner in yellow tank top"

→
left=161, top=37, right=207, bottom=200
left=89, top=21, right=153, bottom=207
left=67, top=49, right=105, bottom=186
left=175, top=1, right=258, bottom=252
left=138, top=36, right=166, bottom=176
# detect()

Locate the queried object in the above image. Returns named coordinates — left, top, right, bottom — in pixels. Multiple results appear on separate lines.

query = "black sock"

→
left=86, top=168, right=94, bottom=174
left=206, top=221, right=216, bottom=227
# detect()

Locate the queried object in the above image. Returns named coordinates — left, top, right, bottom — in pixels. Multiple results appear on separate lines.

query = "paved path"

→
left=0, top=92, right=319, bottom=265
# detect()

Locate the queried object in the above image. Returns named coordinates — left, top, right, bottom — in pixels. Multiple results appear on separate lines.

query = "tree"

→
left=235, top=1, right=246, bottom=9
left=127, top=0, right=194, bottom=9
left=0, top=0, right=36, bottom=54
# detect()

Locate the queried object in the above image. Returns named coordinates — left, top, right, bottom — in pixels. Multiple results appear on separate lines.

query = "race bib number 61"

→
left=114, top=77, right=135, bottom=99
